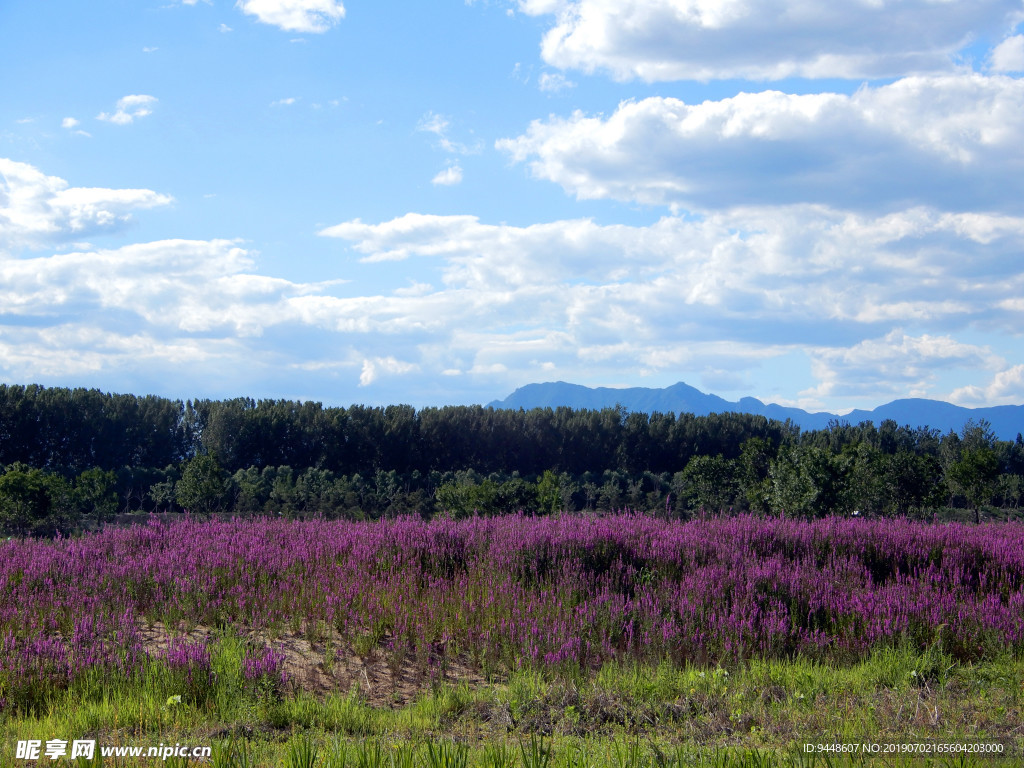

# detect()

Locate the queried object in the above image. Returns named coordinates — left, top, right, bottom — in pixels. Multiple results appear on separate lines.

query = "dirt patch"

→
left=136, top=621, right=492, bottom=709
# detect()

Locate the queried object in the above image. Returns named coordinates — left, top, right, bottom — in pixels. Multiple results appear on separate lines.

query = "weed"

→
left=285, top=733, right=321, bottom=768
left=354, top=739, right=387, bottom=768
left=426, top=739, right=469, bottom=768
left=520, top=734, right=553, bottom=768
left=482, top=742, right=516, bottom=768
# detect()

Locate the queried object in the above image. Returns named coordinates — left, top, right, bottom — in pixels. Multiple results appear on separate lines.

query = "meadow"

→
left=1, top=513, right=1022, bottom=766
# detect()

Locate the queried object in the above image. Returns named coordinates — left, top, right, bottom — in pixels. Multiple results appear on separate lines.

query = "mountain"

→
left=488, top=382, right=1024, bottom=441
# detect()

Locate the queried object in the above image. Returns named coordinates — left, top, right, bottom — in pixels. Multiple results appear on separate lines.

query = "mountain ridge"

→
left=487, top=382, right=1024, bottom=441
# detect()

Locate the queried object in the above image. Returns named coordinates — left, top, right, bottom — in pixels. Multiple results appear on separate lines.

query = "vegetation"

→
left=3, top=647, right=1020, bottom=765
left=2, top=384, right=1022, bottom=764
left=1, top=384, right=1023, bottom=535
left=1, top=515, right=1021, bottom=765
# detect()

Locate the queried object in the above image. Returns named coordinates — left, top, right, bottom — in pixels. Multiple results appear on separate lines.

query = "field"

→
left=1, top=513, right=1022, bottom=766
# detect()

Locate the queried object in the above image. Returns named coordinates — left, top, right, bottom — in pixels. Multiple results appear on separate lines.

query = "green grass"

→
left=2, top=641, right=1021, bottom=766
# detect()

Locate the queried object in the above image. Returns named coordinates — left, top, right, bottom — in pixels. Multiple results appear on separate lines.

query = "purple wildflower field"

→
left=1, top=514, right=1022, bottom=712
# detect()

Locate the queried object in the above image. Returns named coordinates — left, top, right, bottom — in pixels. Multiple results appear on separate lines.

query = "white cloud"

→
left=0, top=239, right=367, bottom=353
left=319, top=207, right=1024, bottom=405
left=321, top=208, right=1024, bottom=303
left=235, top=0, right=345, bottom=33
left=97, top=95, right=158, bottom=125
left=538, top=72, right=575, bottom=92
left=0, top=325, right=236, bottom=379
left=60, top=117, right=90, bottom=137
left=805, top=331, right=1000, bottom=401
left=431, top=163, right=464, bottom=186
left=951, top=365, right=1024, bottom=405
left=417, top=111, right=480, bottom=155
left=498, top=74, right=1024, bottom=212
left=219, top=23, right=233, bottom=32
left=4, top=151, right=1021, bottom=407
left=418, top=112, right=450, bottom=136
left=0, top=158, right=172, bottom=252
left=515, top=0, right=1024, bottom=81
left=271, top=97, right=298, bottom=106
left=359, top=356, right=419, bottom=386
left=991, top=34, right=1024, bottom=71
left=4, top=197, right=1023, bottom=405
left=470, top=362, right=509, bottom=375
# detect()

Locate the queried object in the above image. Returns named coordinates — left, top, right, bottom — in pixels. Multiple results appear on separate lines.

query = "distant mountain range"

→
left=488, top=381, right=1024, bottom=441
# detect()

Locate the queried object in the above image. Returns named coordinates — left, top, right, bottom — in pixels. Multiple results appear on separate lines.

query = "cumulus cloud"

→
left=515, top=0, right=1023, bottom=81
left=419, top=112, right=450, bottom=136
left=0, top=158, right=172, bottom=252
left=97, top=95, right=158, bottom=125
left=320, top=208, right=1024, bottom=307
left=320, top=207, right=1024, bottom=405
left=4, top=198, right=1023, bottom=405
left=991, top=34, right=1024, bottom=71
left=236, top=0, right=345, bottom=33
left=951, top=365, right=1024, bottom=405
left=498, top=75, right=1024, bottom=212
left=0, top=206, right=444, bottom=397
left=1, top=240, right=262, bottom=332
left=805, top=331, right=1000, bottom=402
left=359, top=356, right=419, bottom=386
left=4, top=134, right=1020, bottom=407
left=538, top=72, right=575, bottom=92
left=431, top=163, right=464, bottom=186
left=417, top=111, right=480, bottom=155
left=0, top=325, right=240, bottom=380
left=61, top=118, right=90, bottom=137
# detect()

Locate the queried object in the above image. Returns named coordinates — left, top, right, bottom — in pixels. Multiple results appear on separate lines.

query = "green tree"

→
left=496, top=475, right=538, bottom=514
left=148, top=464, right=181, bottom=513
left=997, top=473, right=1023, bottom=512
left=675, top=454, right=736, bottom=513
left=175, top=453, right=229, bottom=514
left=268, top=466, right=297, bottom=516
left=435, top=470, right=514, bottom=518
left=148, top=479, right=177, bottom=513
left=296, top=467, right=341, bottom=515
left=945, top=420, right=1001, bottom=523
left=0, top=463, right=76, bottom=537
left=231, top=466, right=269, bottom=513
left=738, top=437, right=775, bottom=512
left=75, top=468, right=119, bottom=526
left=883, top=450, right=944, bottom=518
left=947, top=447, right=999, bottom=523
left=770, top=446, right=850, bottom=519
left=536, top=470, right=571, bottom=514
left=846, top=443, right=885, bottom=517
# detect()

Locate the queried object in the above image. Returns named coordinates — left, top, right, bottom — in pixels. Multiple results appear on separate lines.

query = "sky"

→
left=2, top=0, right=1024, bottom=414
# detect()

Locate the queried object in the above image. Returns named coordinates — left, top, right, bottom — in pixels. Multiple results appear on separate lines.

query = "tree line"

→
left=1, top=384, right=1022, bottom=536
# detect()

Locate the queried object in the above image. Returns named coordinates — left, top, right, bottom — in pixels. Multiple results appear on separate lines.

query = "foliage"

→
left=175, top=453, right=230, bottom=514
left=3, top=384, right=1024, bottom=529
left=0, top=463, right=76, bottom=537
left=74, top=468, right=119, bottom=525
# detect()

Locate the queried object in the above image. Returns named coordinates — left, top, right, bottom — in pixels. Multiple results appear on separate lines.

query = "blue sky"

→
left=2, top=0, right=1024, bottom=413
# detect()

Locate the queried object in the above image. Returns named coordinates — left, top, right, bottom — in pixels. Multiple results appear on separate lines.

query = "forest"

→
left=1, top=383, right=1022, bottom=536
